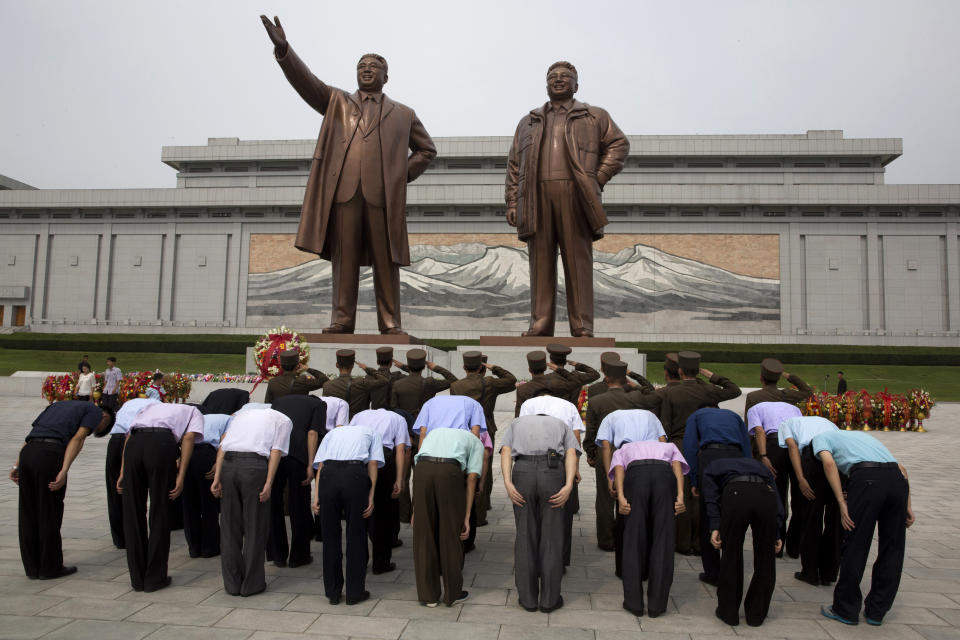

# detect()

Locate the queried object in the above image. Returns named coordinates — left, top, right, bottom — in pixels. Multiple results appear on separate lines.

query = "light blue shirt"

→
left=237, top=402, right=272, bottom=413
left=811, top=430, right=898, bottom=475
left=596, top=409, right=666, bottom=447
left=413, top=395, right=487, bottom=434
left=145, top=386, right=164, bottom=401
left=200, top=414, right=231, bottom=447
left=313, top=425, right=385, bottom=468
left=110, top=398, right=160, bottom=435
left=415, top=427, right=485, bottom=476
left=779, top=416, right=839, bottom=449
left=350, top=409, right=411, bottom=450
left=746, top=402, right=801, bottom=435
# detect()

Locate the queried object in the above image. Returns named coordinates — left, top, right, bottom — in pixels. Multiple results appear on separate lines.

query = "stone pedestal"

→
left=301, top=333, right=424, bottom=345
left=478, top=336, right=616, bottom=347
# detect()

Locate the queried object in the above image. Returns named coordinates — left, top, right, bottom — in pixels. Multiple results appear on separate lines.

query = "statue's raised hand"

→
left=260, top=15, right=288, bottom=56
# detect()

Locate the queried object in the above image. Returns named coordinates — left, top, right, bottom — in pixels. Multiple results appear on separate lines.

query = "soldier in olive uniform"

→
left=264, top=349, right=329, bottom=403
left=658, top=351, right=742, bottom=555
left=541, top=344, right=600, bottom=405
left=389, top=348, right=458, bottom=523
left=514, top=351, right=579, bottom=416
left=743, top=358, right=812, bottom=555
left=370, top=346, right=409, bottom=410
left=450, top=351, right=517, bottom=526
left=321, top=349, right=389, bottom=419
left=743, top=358, right=812, bottom=417
left=587, top=352, right=655, bottom=399
left=583, top=359, right=660, bottom=552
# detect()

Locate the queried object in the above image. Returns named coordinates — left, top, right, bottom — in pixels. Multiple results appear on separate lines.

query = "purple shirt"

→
left=350, top=409, right=412, bottom=450
left=413, top=395, right=487, bottom=434
left=608, top=441, right=689, bottom=480
left=746, top=401, right=801, bottom=435
left=130, top=403, right=204, bottom=442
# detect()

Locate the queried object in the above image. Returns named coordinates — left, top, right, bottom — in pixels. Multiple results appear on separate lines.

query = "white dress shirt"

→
left=317, top=395, right=350, bottom=431
left=350, top=408, right=411, bottom=450
left=519, top=395, right=584, bottom=433
left=130, top=403, right=204, bottom=441
left=220, top=407, right=292, bottom=457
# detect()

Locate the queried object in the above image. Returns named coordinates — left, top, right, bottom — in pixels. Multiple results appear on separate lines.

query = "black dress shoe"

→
left=288, top=556, right=313, bottom=568
left=539, top=596, right=564, bottom=613
left=372, top=562, right=396, bottom=575
left=241, top=585, right=266, bottom=597
left=328, top=594, right=341, bottom=605
left=699, top=572, right=719, bottom=587
left=647, top=609, right=663, bottom=618
left=794, top=571, right=820, bottom=587
left=144, top=576, right=172, bottom=592
left=346, top=591, right=370, bottom=605
left=598, top=544, right=615, bottom=552
left=622, top=602, right=644, bottom=617
left=273, top=558, right=288, bottom=568
left=521, top=604, right=539, bottom=613
left=392, top=539, right=403, bottom=548
left=39, top=566, right=77, bottom=580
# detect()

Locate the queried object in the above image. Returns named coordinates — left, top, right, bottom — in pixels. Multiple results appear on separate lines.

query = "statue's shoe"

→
left=322, top=324, right=353, bottom=334
left=571, top=328, right=594, bottom=338
left=382, top=327, right=408, bottom=336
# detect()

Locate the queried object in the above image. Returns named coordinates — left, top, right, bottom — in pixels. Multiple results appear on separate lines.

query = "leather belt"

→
left=849, top=461, right=899, bottom=473
left=224, top=451, right=266, bottom=460
left=729, top=474, right=768, bottom=484
left=516, top=454, right=550, bottom=461
left=418, top=456, right=460, bottom=465
left=28, top=437, right=64, bottom=445
left=628, top=459, right=670, bottom=468
left=702, top=443, right=741, bottom=451
left=132, top=427, right=172, bottom=435
left=323, top=460, right=365, bottom=466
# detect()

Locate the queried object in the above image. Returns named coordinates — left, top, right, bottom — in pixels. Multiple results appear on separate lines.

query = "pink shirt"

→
left=479, top=430, right=493, bottom=452
left=130, top=403, right=204, bottom=442
left=608, top=441, right=689, bottom=480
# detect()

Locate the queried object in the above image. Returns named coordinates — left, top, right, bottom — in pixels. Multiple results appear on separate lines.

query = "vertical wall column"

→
left=158, top=223, right=177, bottom=321
left=236, top=225, right=251, bottom=328
left=223, top=222, right=243, bottom=326
left=32, top=223, right=50, bottom=321
left=947, top=222, right=959, bottom=331
left=95, top=223, right=113, bottom=320
left=785, top=222, right=802, bottom=335
left=864, top=222, right=882, bottom=331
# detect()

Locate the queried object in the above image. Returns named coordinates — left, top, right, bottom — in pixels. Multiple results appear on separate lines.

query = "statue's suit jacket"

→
left=277, top=46, right=436, bottom=266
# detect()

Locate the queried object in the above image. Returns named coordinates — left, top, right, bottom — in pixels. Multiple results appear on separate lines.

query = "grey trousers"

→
left=512, top=457, right=566, bottom=610
left=220, top=453, right=270, bottom=596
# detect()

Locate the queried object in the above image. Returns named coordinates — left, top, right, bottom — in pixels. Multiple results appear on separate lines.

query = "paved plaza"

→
left=0, top=396, right=958, bottom=640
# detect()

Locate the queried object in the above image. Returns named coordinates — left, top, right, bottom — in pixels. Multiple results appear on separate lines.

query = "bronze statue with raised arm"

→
left=260, top=16, right=437, bottom=335
left=505, top=62, right=629, bottom=337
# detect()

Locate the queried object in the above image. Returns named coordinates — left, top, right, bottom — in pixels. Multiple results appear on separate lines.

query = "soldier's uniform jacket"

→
left=449, top=366, right=517, bottom=436
left=658, top=375, right=742, bottom=447
left=389, top=366, right=458, bottom=420
left=322, top=368, right=389, bottom=419
left=370, top=365, right=410, bottom=410
left=514, top=368, right=579, bottom=417
left=742, top=374, right=813, bottom=419
left=543, top=362, right=601, bottom=405
left=264, top=368, right=329, bottom=403
left=587, top=371, right=655, bottom=399
left=583, top=387, right=661, bottom=461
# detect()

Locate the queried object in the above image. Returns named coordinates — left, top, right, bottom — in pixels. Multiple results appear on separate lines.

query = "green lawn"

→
left=0, top=348, right=244, bottom=376
left=2, top=346, right=953, bottom=401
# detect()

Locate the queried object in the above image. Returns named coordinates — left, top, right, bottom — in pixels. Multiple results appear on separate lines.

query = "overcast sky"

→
left=3, top=0, right=959, bottom=189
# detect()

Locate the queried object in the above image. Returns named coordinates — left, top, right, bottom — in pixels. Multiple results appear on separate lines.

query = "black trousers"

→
left=786, top=460, right=803, bottom=556
left=122, top=431, right=179, bottom=591
left=105, top=433, right=126, bottom=549
left=832, top=467, right=908, bottom=622
left=622, top=464, right=677, bottom=616
left=318, top=461, right=370, bottom=600
left=716, top=481, right=780, bottom=626
left=220, top=453, right=270, bottom=596
left=413, top=460, right=467, bottom=605
left=369, top=450, right=399, bottom=571
left=562, top=483, right=579, bottom=566
left=764, top=434, right=790, bottom=541
left=797, top=446, right=841, bottom=583
left=512, top=457, right=566, bottom=610
left=698, top=446, right=745, bottom=582
left=594, top=462, right=616, bottom=549
left=268, top=456, right=313, bottom=565
left=18, top=441, right=67, bottom=578
left=182, top=443, right=220, bottom=558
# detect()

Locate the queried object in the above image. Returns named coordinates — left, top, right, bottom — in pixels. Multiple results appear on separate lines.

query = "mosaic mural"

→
left=246, top=233, right=781, bottom=334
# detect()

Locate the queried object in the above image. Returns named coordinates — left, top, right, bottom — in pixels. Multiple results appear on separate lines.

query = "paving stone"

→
left=42, top=619, right=162, bottom=640
left=39, top=578, right=133, bottom=600
left=38, top=596, right=150, bottom=621
left=0, top=594, right=65, bottom=616
left=500, top=625, right=595, bottom=640
left=458, top=603, right=547, bottom=625
left=215, top=608, right=319, bottom=633
left=398, top=619, right=499, bottom=640
left=128, top=603, right=234, bottom=626
left=202, top=589, right=297, bottom=610
left=0, top=614, right=72, bottom=639
left=283, top=594, right=378, bottom=615
left=307, top=613, right=408, bottom=639
left=548, top=607, right=640, bottom=630
left=369, top=598, right=461, bottom=620
left=143, top=625, right=254, bottom=640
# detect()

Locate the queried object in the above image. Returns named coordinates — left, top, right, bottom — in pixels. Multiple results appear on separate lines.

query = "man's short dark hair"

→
left=152, top=372, right=164, bottom=382
left=107, top=357, right=117, bottom=363
left=838, top=371, right=844, bottom=375
left=547, top=61, right=577, bottom=78
left=93, top=406, right=116, bottom=438
left=359, top=53, right=387, bottom=73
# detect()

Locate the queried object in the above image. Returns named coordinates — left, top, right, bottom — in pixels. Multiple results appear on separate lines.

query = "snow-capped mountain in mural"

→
left=247, top=242, right=779, bottom=323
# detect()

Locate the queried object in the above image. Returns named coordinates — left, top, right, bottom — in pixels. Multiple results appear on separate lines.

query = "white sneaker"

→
left=423, top=601, right=440, bottom=608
